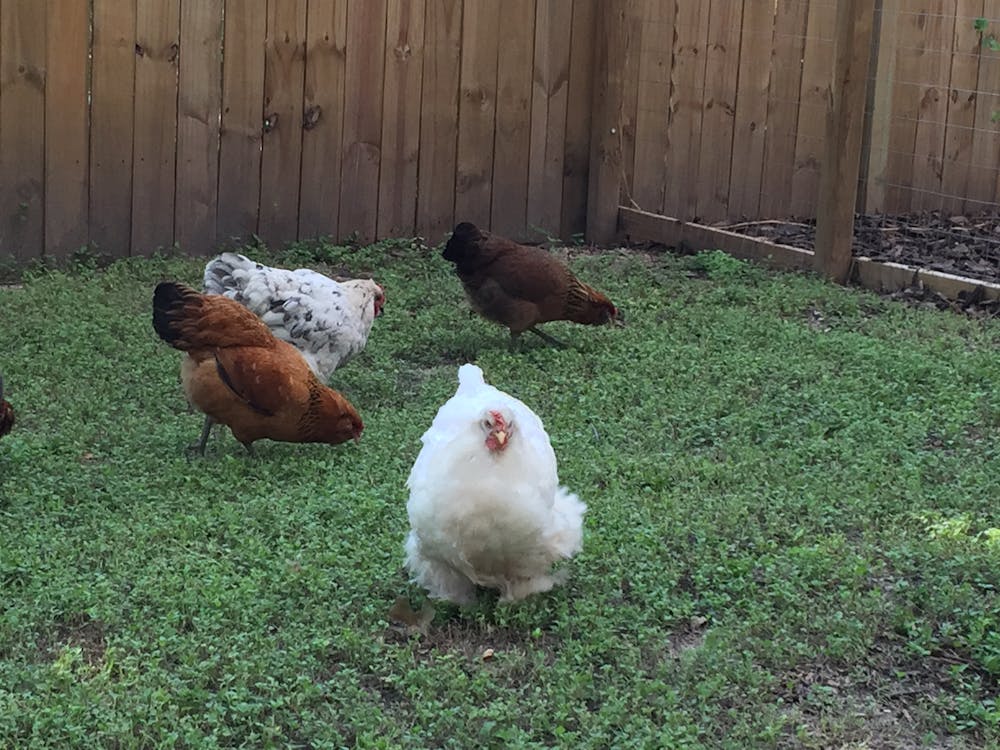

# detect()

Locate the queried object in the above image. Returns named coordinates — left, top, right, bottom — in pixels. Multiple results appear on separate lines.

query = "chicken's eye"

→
left=482, top=418, right=493, bottom=430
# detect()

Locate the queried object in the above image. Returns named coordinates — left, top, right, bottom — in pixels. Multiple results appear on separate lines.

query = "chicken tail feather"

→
left=442, top=222, right=483, bottom=263
left=152, top=281, right=198, bottom=348
left=153, top=281, right=274, bottom=352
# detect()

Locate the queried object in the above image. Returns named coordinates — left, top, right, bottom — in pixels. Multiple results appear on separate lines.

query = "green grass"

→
left=0, top=241, right=998, bottom=749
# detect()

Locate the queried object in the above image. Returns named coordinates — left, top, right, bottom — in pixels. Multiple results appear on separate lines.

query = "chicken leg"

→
left=527, top=327, right=567, bottom=349
left=187, top=415, right=215, bottom=456
left=509, top=327, right=568, bottom=352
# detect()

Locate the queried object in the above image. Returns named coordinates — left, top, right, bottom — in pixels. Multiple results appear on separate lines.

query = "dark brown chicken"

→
left=0, top=375, right=14, bottom=439
left=153, top=281, right=363, bottom=455
left=442, top=222, right=619, bottom=350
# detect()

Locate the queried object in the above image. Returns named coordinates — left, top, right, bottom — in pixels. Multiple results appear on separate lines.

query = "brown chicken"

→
left=0, top=374, right=14, bottom=439
left=442, top=222, right=619, bottom=350
left=152, top=281, right=363, bottom=455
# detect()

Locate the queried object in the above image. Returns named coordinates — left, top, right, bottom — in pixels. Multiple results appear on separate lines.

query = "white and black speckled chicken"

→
left=203, top=253, right=385, bottom=382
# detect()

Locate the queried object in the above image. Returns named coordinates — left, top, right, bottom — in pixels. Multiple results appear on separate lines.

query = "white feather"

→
left=404, top=364, right=586, bottom=604
left=203, top=253, right=382, bottom=381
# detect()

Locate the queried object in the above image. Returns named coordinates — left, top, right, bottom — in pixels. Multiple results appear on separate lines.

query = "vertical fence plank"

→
left=339, top=0, right=387, bottom=242
left=728, top=0, right=772, bottom=219
left=940, top=1, right=984, bottom=213
left=696, top=0, right=743, bottom=221
left=454, top=0, right=501, bottom=228
left=587, top=0, right=638, bottom=242
left=44, top=0, right=89, bottom=259
left=527, top=0, right=573, bottom=239
left=0, top=0, right=46, bottom=262
left=218, top=0, right=265, bottom=243
left=131, top=0, right=180, bottom=255
left=910, top=1, right=955, bottom=211
left=259, top=0, right=306, bottom=246
left=176, top=0, right=223, bottom=255
left=863, top=0, right=897, bottom=213
left=632, top=0, right=675, bottom=215
left=970, top=0, right=1000, bottom=208
left=89, top=0, right=136, bottom=257
left=790, top=1, right=835, bottom=218
left=759, top=1, right=807, bottom=218
left=560, top=0, right=596, bottom=238
left=416, top=0, right=461, bottom=243
left=883, top=5, right=929, bottom=212
left=378, top=0, right=425, bottom=239
left=490, top=0, right=534, bottom=240
left=299, top=0, right=347, bottom=239
left=815, top=0, right=875, bottom=282
left=662, top=1, right=709, bottom=220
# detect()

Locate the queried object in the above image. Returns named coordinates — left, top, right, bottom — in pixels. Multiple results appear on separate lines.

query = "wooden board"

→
left=175, top=0, right=224, bottom=255
left=696, top=0, right=743, bottom=221
left=617, top=4, right=643, bottom=218
left=131, top=0, right=180, bottom=255
left=454, top=0, right=501, bottom=229
left=298, top=0, right=348, bottom=239
left=587, top=0, right=638, bottom=242
left=854, top=257, right=1000, bottom=301
left=789, top=1, right=836, bottom=218
left=814, top=0, right=876, bottom=282
left=44, top=0, right=89, bottom=258
left=0, top=0, right=46, bottom=261
left=968, top=0, right=1000, bottom=209
left=89, top=0, right=137, bottom=256
left=727, top=0, right=773, bottom=219
left=939, top=0, right=984, bottom=213
left=909, top=0, right=955, bottom=211
left=862, top=0, right=899, bottom=212
left=759, top=0, right=808, bottom=218
left=490, top=0, right=534, bottom=240
left=527, top=0, right=574, bottom=239
left=377, top=0, right=426, bottom=239
left=217, top=0, right=266, bottom=244
left=415, top=0, right=462, bottom=244
left=339, top=0, right=387, bottom=242
left=662, top=0, right=709, bottom=220
left=619, top=207, right=815, bottom=270
left=882, top=4, right=928, bottom=212
left=259, top=0, right=307, bottom=246
left=560, top=0, right=597, bottom=238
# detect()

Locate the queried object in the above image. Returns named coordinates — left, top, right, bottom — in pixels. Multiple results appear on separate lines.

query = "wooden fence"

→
left=613, top=0, right=1000, bottom=225
left=0, top=0, right=597, bottom=263
left=4, top=0, right=1000, bottom=265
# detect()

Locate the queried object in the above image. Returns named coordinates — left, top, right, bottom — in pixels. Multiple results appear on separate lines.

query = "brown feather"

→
left=442, top=222, right=618, bottom=337
left=153, top=282, right=363, bottom=449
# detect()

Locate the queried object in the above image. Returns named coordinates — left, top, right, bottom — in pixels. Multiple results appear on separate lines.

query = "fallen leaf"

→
left=482, top=648, right=495, bottom=661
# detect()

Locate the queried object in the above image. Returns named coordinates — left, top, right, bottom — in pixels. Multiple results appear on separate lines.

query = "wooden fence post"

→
left=586, top=0, right=636, bottom=244
left=814, top=0, right=877, bottom=283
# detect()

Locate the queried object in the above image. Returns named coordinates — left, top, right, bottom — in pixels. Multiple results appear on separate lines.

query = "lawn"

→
left=0, top=240, right=998, bottom=749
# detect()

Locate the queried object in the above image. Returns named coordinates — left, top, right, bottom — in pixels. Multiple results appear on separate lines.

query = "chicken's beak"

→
left=493, top=429, right=507, bottom=447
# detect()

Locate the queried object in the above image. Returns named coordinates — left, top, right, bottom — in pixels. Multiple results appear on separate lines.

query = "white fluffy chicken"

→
left=203, top=252, right=385, bottom=382
left=404, top=364, right=586, bottom=604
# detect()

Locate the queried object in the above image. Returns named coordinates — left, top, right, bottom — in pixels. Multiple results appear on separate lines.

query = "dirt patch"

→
left=385, top=608, right=558, bottom=667
left=39, top=613, right=108, bottom=667
left=775, top=639, right=994, bottom=749
left=722, top=212, right=1000, bottom=285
